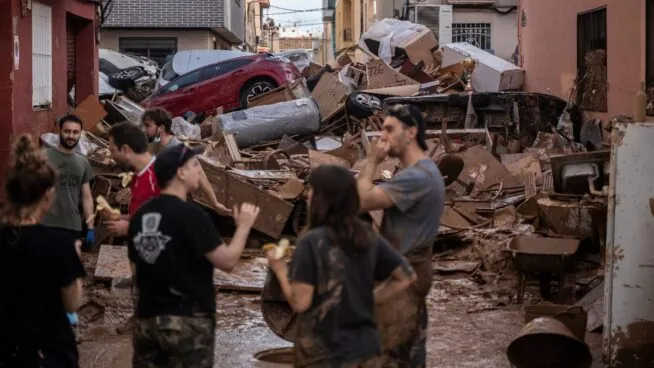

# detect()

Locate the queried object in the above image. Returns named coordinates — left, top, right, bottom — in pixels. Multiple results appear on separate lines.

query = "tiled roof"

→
left=104, top=0, right=225, bottom=28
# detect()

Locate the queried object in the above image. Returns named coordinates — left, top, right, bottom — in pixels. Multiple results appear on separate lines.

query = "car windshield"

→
left=161, top=61, right=178, bottom=82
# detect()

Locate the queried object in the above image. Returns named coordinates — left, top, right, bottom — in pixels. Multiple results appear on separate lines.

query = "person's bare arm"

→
left=81, top=183, right=94, bottom=229
left=374, top=265, right=417, bottom=305
left=272, top=265, right=313, bottom=313
left=357, top=157, right=395, bottom=213
left=205, top=203, right=260, bottom=272
left=61, top=240, right=84, bottom=313
left=105, top=219, right=129, bottom=236
left=205, top=225, right=250, bottom=272
left=61, top=279, right=84, bottom=313
left=198, top=168, right=229, bottom=213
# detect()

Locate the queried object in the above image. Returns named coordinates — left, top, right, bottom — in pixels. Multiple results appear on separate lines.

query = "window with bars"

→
left=452, top=23, right=492, bottom=51
left=577, top=8, right=607, bottom=112
left=119, top=38, right=177, bottom=67
left=32, top=2, right=53, bottom=108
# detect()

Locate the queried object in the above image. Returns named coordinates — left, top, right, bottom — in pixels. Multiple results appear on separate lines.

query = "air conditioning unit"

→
left=406, top=4, right=453, bottom=45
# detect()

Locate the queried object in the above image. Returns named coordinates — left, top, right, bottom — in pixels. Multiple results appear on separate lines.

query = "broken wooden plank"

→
left=230, top=169, right=298, bottom=181
left=94, top=245, right=130, bottom=281
left=194, top=157, right=294, bottom=239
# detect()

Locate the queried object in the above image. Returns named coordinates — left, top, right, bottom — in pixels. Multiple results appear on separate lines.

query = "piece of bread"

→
left=96, top=195, right=121, bottom=221
left=119, top=172, right=134, bottom=188
left=263, top=238, right=291, bottom=260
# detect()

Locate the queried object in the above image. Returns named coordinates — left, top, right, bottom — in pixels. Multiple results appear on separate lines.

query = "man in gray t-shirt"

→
left=357, top=104, right=445, bottom=367
left=41, top=115, right=95, bottom=242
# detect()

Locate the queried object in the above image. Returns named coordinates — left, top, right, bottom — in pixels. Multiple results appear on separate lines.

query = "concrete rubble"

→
left=74, top=37, right=613, bottom=367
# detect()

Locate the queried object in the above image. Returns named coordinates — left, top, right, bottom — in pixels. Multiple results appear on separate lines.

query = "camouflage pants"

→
left=132, top=315, right=215, bottom=368
left=375, top=247, right=432, bottom=368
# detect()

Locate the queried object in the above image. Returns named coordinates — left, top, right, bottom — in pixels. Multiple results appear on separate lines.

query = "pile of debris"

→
left=61, top=22, right=613, bottom=357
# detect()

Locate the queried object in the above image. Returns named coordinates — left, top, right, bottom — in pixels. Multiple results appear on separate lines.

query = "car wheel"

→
left=241, top=80, right=277, bottom=108
left=108, top=67, right=146, bottom=90
left=347, top=92, right=383, bottom=119
left=124, top=85, right=153, bottom=103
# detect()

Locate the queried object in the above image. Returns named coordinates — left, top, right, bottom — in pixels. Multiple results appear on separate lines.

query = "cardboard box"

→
left=442, top=42, right=525, bottom=92
left=395, top=28, right=439, bottom=70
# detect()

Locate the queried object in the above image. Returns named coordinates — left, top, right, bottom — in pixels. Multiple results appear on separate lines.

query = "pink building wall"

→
left=518, top=0, right=651, bottom=122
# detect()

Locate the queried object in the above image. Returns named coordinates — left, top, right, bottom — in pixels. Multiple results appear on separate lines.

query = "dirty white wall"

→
left=100, top=30, right=230, bottom=52
left=452, top=9, right=518, bottom=61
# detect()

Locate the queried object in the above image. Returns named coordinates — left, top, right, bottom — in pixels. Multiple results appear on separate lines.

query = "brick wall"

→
left=104, top=0, right=225, bottom=28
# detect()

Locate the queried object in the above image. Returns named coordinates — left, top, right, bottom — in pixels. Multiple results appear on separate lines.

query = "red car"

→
left=142, top=54, right=299, bottom=117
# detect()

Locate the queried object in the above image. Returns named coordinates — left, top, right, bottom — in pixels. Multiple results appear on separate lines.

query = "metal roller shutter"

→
left=66, top=19, right=76, bottom=92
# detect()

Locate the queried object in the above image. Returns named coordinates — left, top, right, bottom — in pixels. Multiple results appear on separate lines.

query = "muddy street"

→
left=76, top=252, right=605, bottom=368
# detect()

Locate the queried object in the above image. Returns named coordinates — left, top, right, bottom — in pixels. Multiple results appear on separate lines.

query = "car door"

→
left=149, top=69, right=201, bottom=117
left=195, top=59, right=254, bottom=112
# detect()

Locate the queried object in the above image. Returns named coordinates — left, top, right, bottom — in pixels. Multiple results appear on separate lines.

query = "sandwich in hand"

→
left=263, top=238, right=292, bottom=260
left=95, top=195, right=121, bottom=221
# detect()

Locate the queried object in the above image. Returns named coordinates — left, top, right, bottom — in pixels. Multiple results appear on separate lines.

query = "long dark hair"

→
left=306, top=165, right=375, bottom=253
left=1, top=134, right=57, bottom=226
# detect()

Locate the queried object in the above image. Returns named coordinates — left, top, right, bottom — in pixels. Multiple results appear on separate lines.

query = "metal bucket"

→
left=261, top=269, right=298, bottom=342
left=507, top=317, right=592, bottom=368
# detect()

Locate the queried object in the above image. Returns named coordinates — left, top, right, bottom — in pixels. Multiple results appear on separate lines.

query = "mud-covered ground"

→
left=76, top=248, right=606, bottom=368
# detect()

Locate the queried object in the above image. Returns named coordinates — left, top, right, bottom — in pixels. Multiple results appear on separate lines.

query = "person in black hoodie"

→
left=0, top=134, right=86, bottom=368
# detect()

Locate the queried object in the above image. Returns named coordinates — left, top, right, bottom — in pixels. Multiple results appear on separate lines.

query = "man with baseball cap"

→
left=128, top=143, right=260, bottom=367
left=356, top=104, right=445, bottom=366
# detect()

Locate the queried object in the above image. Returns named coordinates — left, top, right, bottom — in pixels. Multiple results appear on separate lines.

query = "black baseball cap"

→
left=385, top=104, right=429, bottom=151
left=154, top=143, right=205, bottom=188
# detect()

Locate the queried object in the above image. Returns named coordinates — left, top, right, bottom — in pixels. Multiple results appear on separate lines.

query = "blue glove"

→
left=67, top=313, right=79, bottom=325
left=86, top=228, right=95, bottom=246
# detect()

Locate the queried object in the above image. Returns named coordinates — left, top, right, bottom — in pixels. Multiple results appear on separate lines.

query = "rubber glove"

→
left=85, top=228, right=95, bottom=247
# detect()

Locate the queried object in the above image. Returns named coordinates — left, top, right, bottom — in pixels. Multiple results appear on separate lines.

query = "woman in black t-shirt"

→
left=0, top=134, right=86, bottom=368
left=266, top=165, right=417, bottom=368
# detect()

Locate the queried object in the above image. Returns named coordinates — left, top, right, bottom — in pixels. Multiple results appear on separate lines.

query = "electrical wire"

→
left=267, top=10, right=327, bottom=16
left=270, top=5, right=331, bottom=12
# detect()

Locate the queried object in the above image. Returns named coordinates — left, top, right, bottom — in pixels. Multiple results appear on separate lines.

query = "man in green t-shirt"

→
left=41, top=114, right=95, bottom=248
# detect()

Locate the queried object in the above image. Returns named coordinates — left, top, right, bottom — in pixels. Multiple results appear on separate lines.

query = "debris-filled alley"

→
left=2, top=0, right=654, bottom=367
left=68, top=24, right=619, bottom=367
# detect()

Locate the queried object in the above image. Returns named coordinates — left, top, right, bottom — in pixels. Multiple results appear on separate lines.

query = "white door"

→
left=604, top=122, right=654, bottom=367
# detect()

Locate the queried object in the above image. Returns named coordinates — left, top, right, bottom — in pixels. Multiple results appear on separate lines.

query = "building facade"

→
left=518, top=0, right=654, bottom=121
left=0, top=0, right=99, bottom=186
left=245, top=0, right=269, bottom=52
left=100, top=0, right=245, bottom=65
left=272, top=27, right=320, bottom=53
